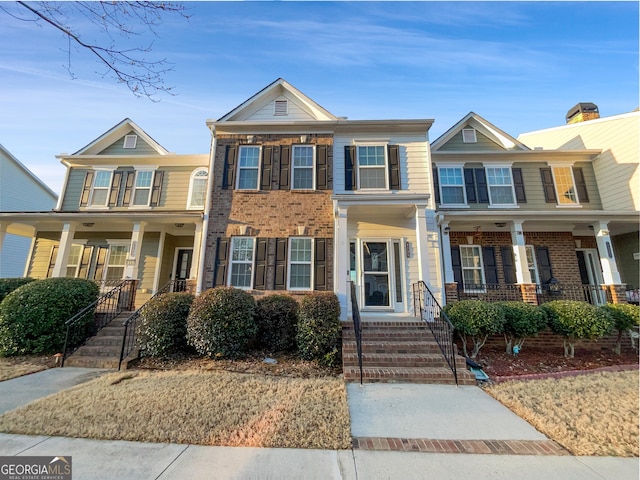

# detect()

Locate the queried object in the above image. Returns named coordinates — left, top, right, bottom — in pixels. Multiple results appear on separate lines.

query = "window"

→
left=187, top=168, right=208, bottom=208
left=229, top=237, right=255, bottom=288
left=460, top=245, right=485, bottom=290
left=292, top=146, right=315, bottom=190
left=288, top=238, right=313, bottom=290
left=438, top=167, right=465, bottom=205
left=132, top=170, right=153, bottom=206
left=486, top=167, right=515, bottom=205
left=525, top=245, right=540, bottom=284
left=274, top=100, right=288, bottom=116
left=123, top=135, right=138, bottom=149
left=552, top=166, right=578, bottom=205
left=66, top=244, right=83, bottom=277
left=90, top=170, right=112, bottom=206
left=105, top=244, right=128, bottom=283
left=462, top=128, right=477, bottom=143
left=237, top=146, right=260, bottom=190
left=357, top=145, right=387, bottom=189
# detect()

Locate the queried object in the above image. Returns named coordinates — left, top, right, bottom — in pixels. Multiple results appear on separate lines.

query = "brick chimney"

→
left=566, top=103, right=600, bottom=124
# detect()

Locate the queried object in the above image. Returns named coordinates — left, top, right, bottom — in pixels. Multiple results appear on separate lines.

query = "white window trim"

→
left=291, top=145, right=316, bottom=190
left=356, top=143, right=389, bottom=190
left=123, top=134, right=138, bottom=149
left=462, top=128, right=477, bottom=143
left=66, top=243, right=85, bottom=278
left=236, top=145, right=261, bottom=191
left=287, top=237, right=314, bottom=291
left=460, top=245, right=486, bottom=293
left=103, top=241, right=129, bottom=284
left=547, top=162, right=581, bottom=207
left=130, top=169, right=155, bottom=208
left=227, top=236, right=256, bottom=290
left=186, top=167, right=209, bottom=209
left=437, top=164, right=467, bottom=207
left=484, top=164, right=517, bottom=207
left=88, top=169, right=114, bottom=209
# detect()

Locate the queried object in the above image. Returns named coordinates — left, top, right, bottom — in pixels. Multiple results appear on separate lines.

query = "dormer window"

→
left=123, top=135, right=138, bottom=149
left=462, top=128, right=477, bottom=143
left=274, top=100, right=288, bottom=116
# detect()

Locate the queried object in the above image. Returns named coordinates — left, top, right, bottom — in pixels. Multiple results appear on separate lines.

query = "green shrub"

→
left=255, top=294, right=299, bottom=352
left=443, top=300, right=505, bottom=358
left=496, top=301, right=548, bottom=355
left=542, top=300, right=613, bottom=358
left=600, top=303, right=640, bottom=354
left=136, top=292, right=194, bottom=357
left=296, top=292, right=341, bottom=367
left=186, top=287, right=257, bottom=359
left=0, top=278, right=35, bottom=303
left=0, top=278, right=100, bottom=356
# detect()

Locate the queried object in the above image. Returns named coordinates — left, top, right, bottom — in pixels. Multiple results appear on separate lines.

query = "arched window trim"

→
left=186, top=167, right=209, bottom=209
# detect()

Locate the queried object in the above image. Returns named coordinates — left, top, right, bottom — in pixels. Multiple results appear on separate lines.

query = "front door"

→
left=576, top=249, right=605, bottom=305
left=362, top=241, right=391, bottom=308
left=173, top=249, right=193, bottom=292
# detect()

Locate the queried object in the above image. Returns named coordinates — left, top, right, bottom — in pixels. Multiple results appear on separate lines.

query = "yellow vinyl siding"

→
left=138, top=233, right=160, bottom=291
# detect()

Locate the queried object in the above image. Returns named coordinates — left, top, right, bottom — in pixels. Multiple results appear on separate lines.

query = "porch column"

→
left=51, top=223, right=76, bottom=277
left=334, top=203, right=349, bottom=320
left=593, top=221, right=622, bottom=285
left=510, top=220, right=532, bottom=284
left=440, top=221, right=454, bottom=283
left=123, top=222, right=146, bottom=279
left=414, top=205, right=432, bottom=287
left=190, top=222, right=203, bottom=280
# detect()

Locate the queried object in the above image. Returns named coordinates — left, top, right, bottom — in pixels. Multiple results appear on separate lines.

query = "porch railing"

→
left=454, top=283, right=610, bottom=306
left=349, top=281, right=363, bottom=385
left=118, top=279, right=186, bottom=369
left=413, top=281, right=458, bottom=386
left=456, top=283, right=523, bottom=303
left=61, top=279, right=137, bottom=367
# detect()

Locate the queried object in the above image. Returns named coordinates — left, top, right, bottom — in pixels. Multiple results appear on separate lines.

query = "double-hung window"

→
left=438, top=167, right=465, bottom=205
left=552, top=166, right=578, bottom=205
left=187, top=168, right=208, bottom=209
left=229, top=237, right=255, bottom=289
left=292, top=145, right=315, bottom=190
left=66, top=244, right=83, bottom=277
left=132, top=170, right=154, bottom=206
left=486, top=166, right=516, bottom=205
left=357, top=145, right=387, bottom=189
left=105, top=244, right=128, bottom=283
left=237, top=146, right=260, bottom=190
left=460, top=245, right=485, bottom=291
left=288, top=238, right=313, bottom=290
left=90, top=170, right=112, bottom=206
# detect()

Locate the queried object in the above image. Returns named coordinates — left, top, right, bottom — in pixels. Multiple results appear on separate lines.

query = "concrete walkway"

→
left=0, top=368, right=637, bottom=479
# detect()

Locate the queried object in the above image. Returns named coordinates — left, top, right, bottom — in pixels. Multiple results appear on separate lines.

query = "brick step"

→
left=342, top=352, right=453, bottom=368
left=64, top=356, right=120, bottom=369
left=343, top=321, right=426, bottom=330
left=343, top=366, right=476, bottom=385
left=86, top=336, right=123, bottom=347
left=344, top=340, right=444, bottom=354
left=344, top=331, right=434, bottom=341
left=95, top=326, right=126, bottom=337
left=68, top=345, right=122, bottom=357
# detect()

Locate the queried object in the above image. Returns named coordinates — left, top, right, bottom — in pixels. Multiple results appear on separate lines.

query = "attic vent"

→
left=274, top=100, right=288, bottom=116
left=462, top=128, right=477, bottom=143
left=123, top=135, right=138, bottom=149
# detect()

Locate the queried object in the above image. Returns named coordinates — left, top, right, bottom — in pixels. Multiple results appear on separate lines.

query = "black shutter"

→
left=79, top=171, right=94, bottom=206
left=512, top=168, right=527, bottom=203
left=314, top=238, right=328, bottom=291
left=274, top=238, right=287, bottom=290
left=573, top=167, right=589, bottom=203
left=344, top=145, right=356, bottom=191
left=222, top=145, right=238, bottom=190
left=316, top=145, right=328, bottom=190
left=108, top=171, right=122, bottom=207
left=475, top=168, right=489, bottom=203
left=260, top=147, right=273, bottom=190
left=77, top=245, right=94, bottom=279
left=279, top=145, right=291, bottom=191
left=47, top=245, right=59, bottom=278
left=150, top=170, right=164, bottom=206
left=93, top=246, right=108, bottom=282
left=387, top=145, right=400, bottom=190
left=482, top=246, right=498, bottom=284
left=540, top=168, right=557, bottom=203
left=536, top=246, right=553, bottom=284
left=253, top=238, right=268, bottom=290
left=451, top=246, right=463, bottom=286
left=433, top=166, right=440, bottom=204
left=213, top=238, right=230, bottom=287
left=122, top=171, right=135, bottom=206
left=501, top=246, right=517, bottom=284
left=464, top=168, right=477, bottom=203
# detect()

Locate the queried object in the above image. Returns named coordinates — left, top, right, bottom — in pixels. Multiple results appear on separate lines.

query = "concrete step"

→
left=343, top=366, right=476, bottom=385
left=95, top=326, right=126, bottom=337
left=85, top=336, right=123, bottom=347
left=64, top=356, right=120, bottom=369
left=68, top=345, right=122, bottom=357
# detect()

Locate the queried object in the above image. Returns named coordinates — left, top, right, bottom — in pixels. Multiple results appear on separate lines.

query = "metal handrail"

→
left=413, top=281, right=458, bottom=385
left=61, top=279, right=137, bottom=367
left=349, top=281, right=363, bottom=385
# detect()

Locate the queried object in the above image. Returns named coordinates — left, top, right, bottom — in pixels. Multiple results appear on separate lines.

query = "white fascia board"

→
left=58, top=154, right=209, bottom=167
left=431, top=150, right=601, bottom=163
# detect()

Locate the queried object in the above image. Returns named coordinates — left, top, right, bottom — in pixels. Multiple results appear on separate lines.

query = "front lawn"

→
left=0, top=356, right=52, bottom=381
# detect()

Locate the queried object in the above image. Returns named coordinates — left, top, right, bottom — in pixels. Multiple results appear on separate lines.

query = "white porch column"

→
left=190, top=222, right=203, bottom=280
left=440, top=221, right=454, bottom=283
left=593, top=221, right=622, bottom=285
left=0, top=223, right=6, bottom=255
left=510, top=220, right=532, bottom=284
left=52, top=223, right=76, bottom=277
left=414, top=205, right=431, bottom=286
left=334, top=203, right=349, bottom=320
left=123, top=222, right=146, bottom=279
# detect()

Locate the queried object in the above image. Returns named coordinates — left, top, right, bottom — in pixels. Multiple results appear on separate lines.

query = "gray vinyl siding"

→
left=61, top=168, right=86, bottom=211
left=438, top=129, right=506, bottom=152
left=97, top=133, right=159, bottom=155
left=612, top=231, right=640, bottom=288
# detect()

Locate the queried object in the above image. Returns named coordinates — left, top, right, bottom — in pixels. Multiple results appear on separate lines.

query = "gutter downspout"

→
left=196, top=126, right=216, bottom=294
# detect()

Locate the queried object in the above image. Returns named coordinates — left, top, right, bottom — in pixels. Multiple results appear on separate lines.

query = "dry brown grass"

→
left=487, top=370, right=639, bottom=457
left=0, top=356, right=52, bottom=381
left=0, top=370, right=351, bottom=449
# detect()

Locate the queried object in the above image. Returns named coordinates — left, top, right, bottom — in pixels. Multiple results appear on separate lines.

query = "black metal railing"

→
left=456, top=283, right=523, bottom=303
left=61, top=279, right=137, bottom=367
left=536, top=283, right=609, bottom=306
left=118, top=279, right=185, bottom=369
left=349, top=281, right=363, bottom=385
left=413, top=281, right=458, bottom=385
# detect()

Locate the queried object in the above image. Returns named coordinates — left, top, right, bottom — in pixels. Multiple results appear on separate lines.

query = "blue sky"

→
left=0, top=1, right=637, bottom=195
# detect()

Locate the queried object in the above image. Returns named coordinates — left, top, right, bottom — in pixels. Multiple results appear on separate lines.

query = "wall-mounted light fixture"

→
left=175, top=223, right=184, bottom=228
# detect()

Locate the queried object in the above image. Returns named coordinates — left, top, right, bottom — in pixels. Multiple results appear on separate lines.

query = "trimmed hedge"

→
left=186, top=287, right=257, bottom=359
left=0, top=278, right=35, bottom=303
left=136, top=292, right=194, bottom=357
left=600, top=303, right=640, bottom=354
left=296, top=292, right=341, bottom=367
left=496, top=301, right=548, bottom=355
left=0, top=278, right=100, bottom=356
left=255, top=294, right=299, bottom=352
left=444, top=300, right=505, bottom=358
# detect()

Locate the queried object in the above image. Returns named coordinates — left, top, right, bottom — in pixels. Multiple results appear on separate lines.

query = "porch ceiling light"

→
left=82, top=222, right=94, bottom=227
left=495, top=222, right=506, bottom=228
left=175, top=223, right=184, bottom=228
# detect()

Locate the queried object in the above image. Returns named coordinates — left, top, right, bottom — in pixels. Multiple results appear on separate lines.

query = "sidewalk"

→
left=0, top=368, right=637, bottom=479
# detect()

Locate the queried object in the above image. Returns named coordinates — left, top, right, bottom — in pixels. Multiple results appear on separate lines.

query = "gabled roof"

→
left=70, top=118, right=170, bottom=156
left=431, top=112, right=530, bottom=152
left=0, top=144, right=58, bottom=200
left=216, top=78, right=337, bottom=122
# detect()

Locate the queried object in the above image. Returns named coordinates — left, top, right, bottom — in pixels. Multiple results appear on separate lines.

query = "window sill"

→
left=438, top=204, right=470, bottom=209
left=487, top=205, right=519, bottom=209
left=555, top=204, right=583, bottom=208
left=128, top=206, right=152, bottom=210
left=83, top=206, right=109, bottom=210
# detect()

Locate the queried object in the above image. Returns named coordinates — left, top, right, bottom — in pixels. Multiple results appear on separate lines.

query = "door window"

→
left=362, top=241, right=390, bottom=307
